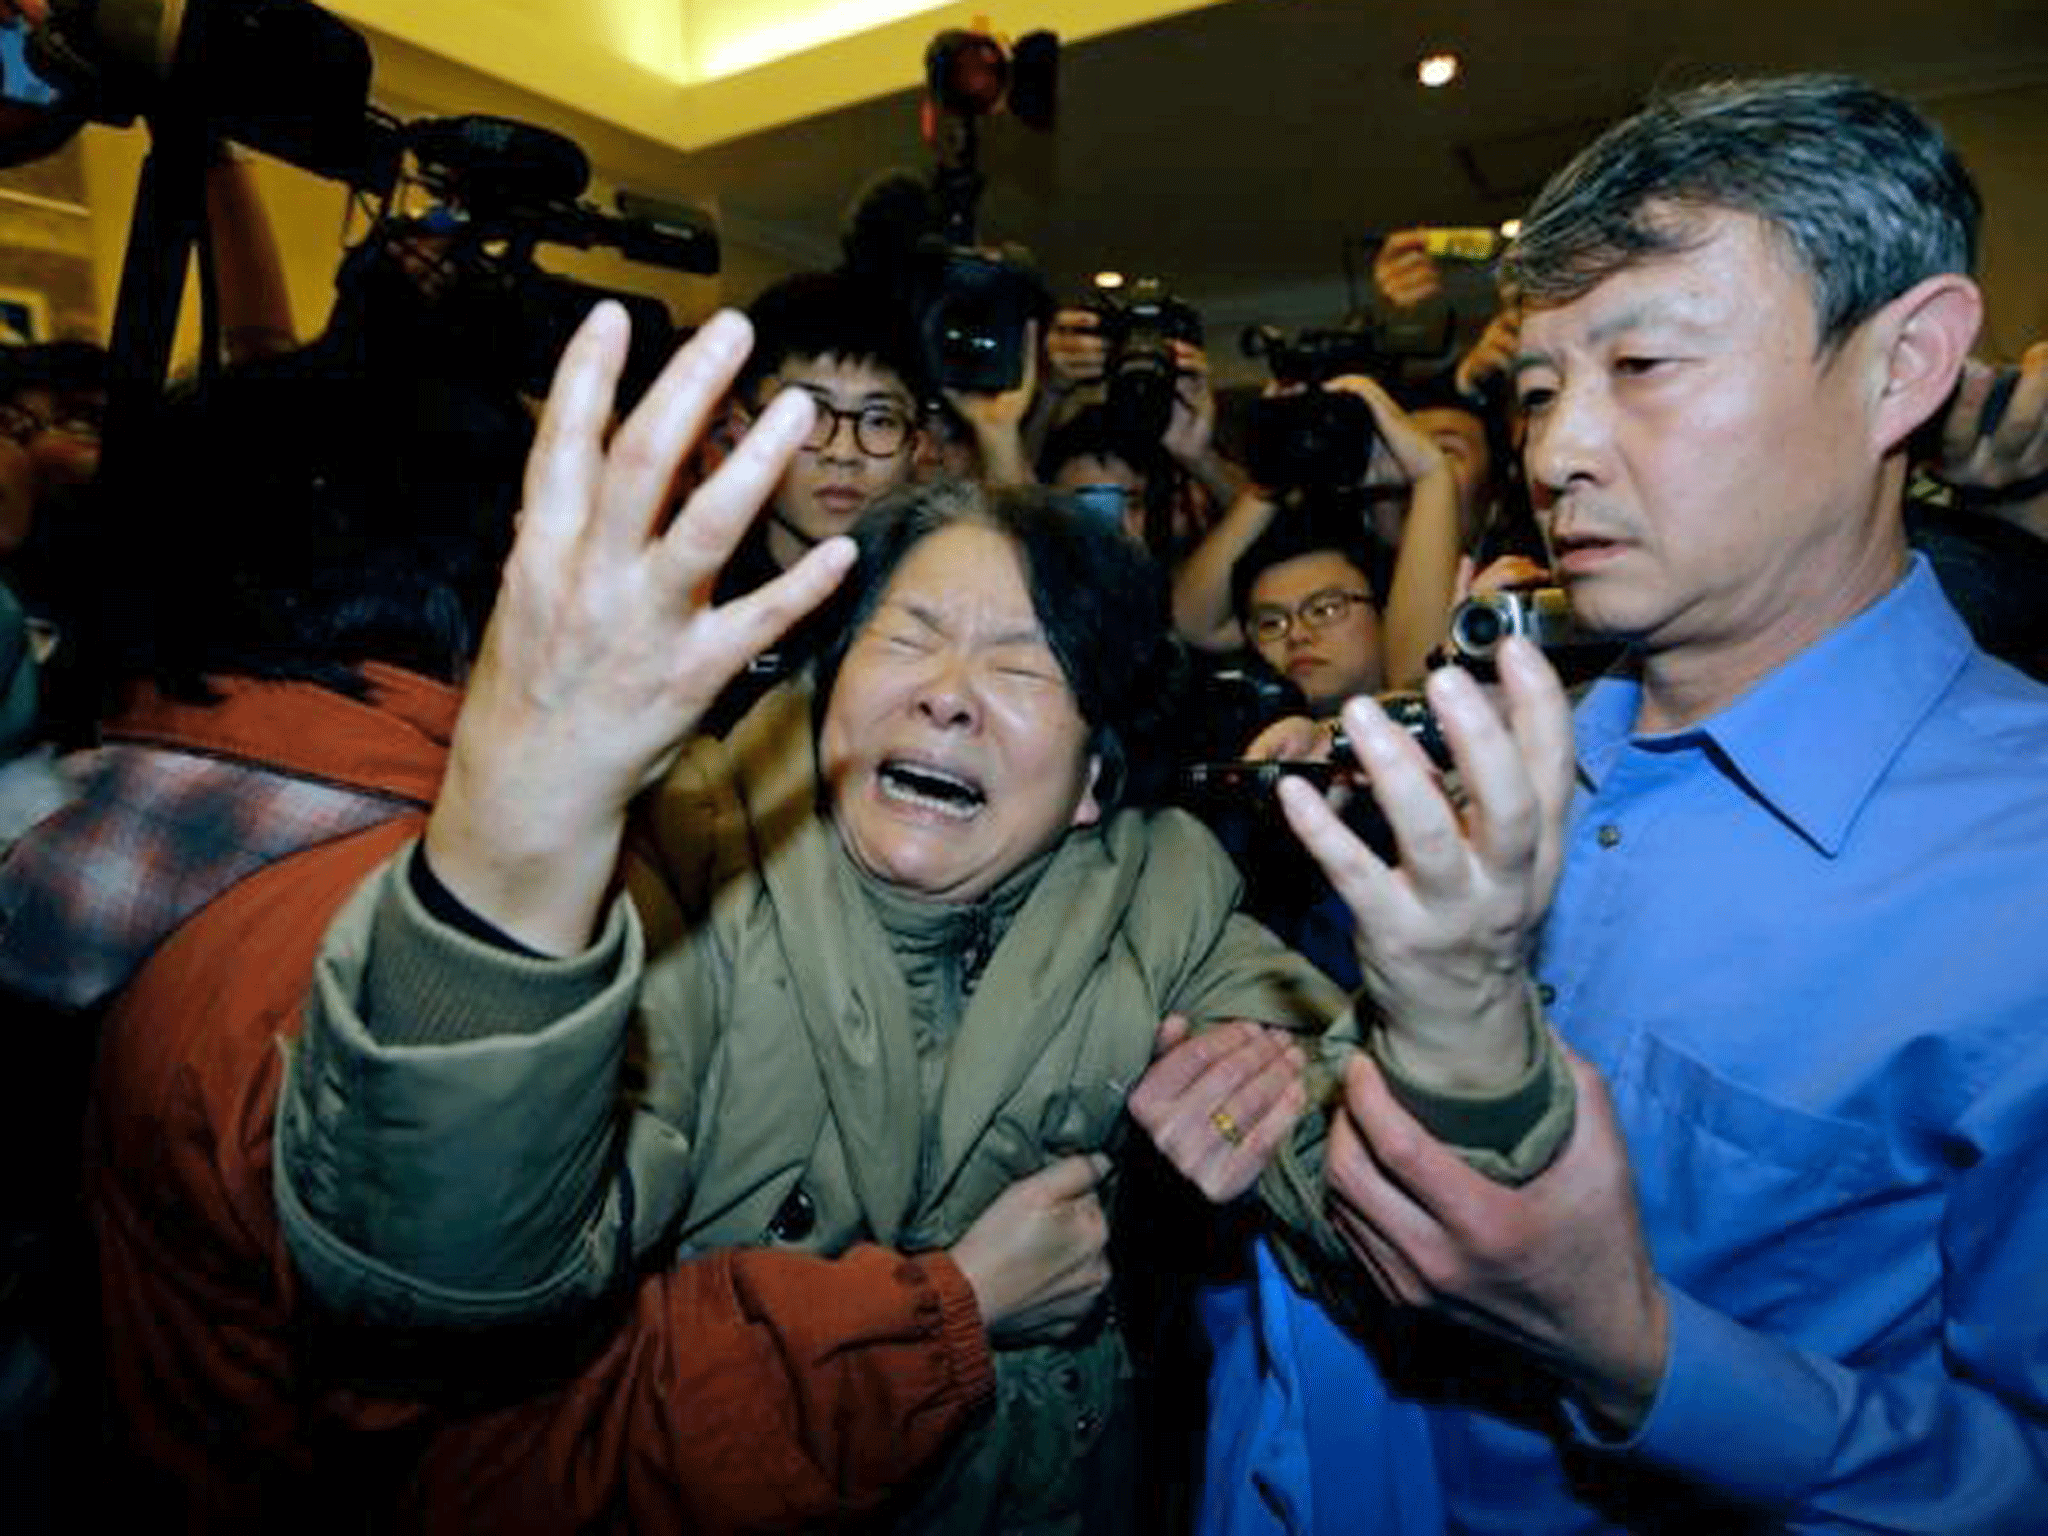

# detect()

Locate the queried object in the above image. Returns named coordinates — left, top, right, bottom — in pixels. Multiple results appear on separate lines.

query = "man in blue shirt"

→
left=1154, top=75, right=2048, bottom=1531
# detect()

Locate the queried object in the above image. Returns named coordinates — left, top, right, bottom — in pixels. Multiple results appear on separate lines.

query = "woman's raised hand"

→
left=425, top=304, right=856, bottom=954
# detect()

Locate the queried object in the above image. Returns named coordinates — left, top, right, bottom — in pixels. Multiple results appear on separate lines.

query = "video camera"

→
left=1440, top=588, right=1593, bottom=672
left=1239, top=325, right=1381, bottom=490
left=0, top=0, right=725, bottom=657
left=903, top=27, right=1057, bottom=394
left=1320, top=588, right=1613, bottom=772
left=909, top=244, right=1048, bottom=395
left=1237, top=300, right=1467, bottom=490
left=4, top=0, right=383, bottom=181
left=1, top=0, right=719, bottom=407
left=329, top=114, right=716, bottom=398
left=1087, top=277, right=1202, bottom=445
left=1342, top=587, right=1613, bottom=769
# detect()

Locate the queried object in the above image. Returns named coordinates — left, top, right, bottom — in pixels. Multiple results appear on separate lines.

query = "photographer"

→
left=699, top=269, right=927, bottom=733
left=1039, top=403, right=1160, bottom=540
left=1230, top=505, right=1387, bottom=717
left=1039, top=399, right=1221, bottom=564
left=1033, top=306, right=1239, bottom=513
left=1173, top=370, right=1465, bottom=690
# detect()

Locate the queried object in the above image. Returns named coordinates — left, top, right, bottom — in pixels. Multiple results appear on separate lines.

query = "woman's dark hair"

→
left=129, top=348, right=532, bottom=700
left=811, top=478, right=1183, bottom=815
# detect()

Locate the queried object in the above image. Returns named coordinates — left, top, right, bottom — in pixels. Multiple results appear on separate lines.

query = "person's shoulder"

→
left=95, top=817, right=420, bottom=1148
left=1109, top=803, right=1236, bottom=871
left=1095, top=805, right=1257, bottom=946
left=1926, top=646, right=2048, bottom=767
left=1876, top=647, right=2048, bottom=865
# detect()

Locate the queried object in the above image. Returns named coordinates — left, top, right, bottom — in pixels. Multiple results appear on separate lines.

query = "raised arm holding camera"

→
left=1171, top=367, right=1464, bottom=689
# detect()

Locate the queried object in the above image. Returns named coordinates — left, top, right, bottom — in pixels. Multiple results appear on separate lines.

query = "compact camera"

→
left=1183, top=587, right=1614, bottom=793
left=1417, top=227, right=1506, bottom=262
left=1442, top=588, right=1590, bottom=669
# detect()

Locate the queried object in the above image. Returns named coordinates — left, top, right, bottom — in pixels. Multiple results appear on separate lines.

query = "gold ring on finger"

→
left=1211, top=1108, right=1243, bottom=1146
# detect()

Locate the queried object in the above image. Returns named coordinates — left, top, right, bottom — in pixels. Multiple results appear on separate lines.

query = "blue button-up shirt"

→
left=1204, top=559, right=2048, bottom=1532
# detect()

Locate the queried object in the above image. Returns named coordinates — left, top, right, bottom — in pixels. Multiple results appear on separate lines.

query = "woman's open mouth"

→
left=878, top=759, right=987, bottom=820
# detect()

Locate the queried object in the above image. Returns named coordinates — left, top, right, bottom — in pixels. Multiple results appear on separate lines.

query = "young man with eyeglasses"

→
left=1231, top=505, right=1387, bottom=716
left=700, top=272, right=927, bottom=734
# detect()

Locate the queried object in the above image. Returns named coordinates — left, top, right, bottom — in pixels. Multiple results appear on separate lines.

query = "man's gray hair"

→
left=1502, top=75, right=1980, bottom=350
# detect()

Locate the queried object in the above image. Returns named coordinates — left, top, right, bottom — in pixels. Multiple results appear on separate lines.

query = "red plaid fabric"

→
left=0, top=740, right=404, bottom=1010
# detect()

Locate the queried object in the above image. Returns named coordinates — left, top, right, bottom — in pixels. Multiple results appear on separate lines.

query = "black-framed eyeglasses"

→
left=797, top=392, right=914, bottom=459
left=1248, top=589, right=1373, bottom=645
left=0, top=399, right=100, bottom=448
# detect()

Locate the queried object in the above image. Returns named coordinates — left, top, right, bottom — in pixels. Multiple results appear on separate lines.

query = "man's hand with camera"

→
left=1454, top=303, right=1523, bottom=404
left=1373, top=229, right=1448, bottom=312
left=1314, top=373, right=1468, bottom=687
left=1042, top=308, right=1108, bottom=398
left=1317, top=374, right=1449, bottom=490
left=1159, top=339, right=1239, bottom=512
left=1278, top=637, right=1572, bottom=1091
left=1271, top=639, right=1669, bottom=1432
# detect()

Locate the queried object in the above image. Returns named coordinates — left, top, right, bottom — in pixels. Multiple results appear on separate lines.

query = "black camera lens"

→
left=1244, top=391, right=1375, bottom=491
left=938, top=316, right=999, bottom=367
left=1453, top=602, right=1507, bottom=655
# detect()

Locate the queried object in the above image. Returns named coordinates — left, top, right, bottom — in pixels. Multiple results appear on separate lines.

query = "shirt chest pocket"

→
left=1615, top=1028, right=1930, bottom=1343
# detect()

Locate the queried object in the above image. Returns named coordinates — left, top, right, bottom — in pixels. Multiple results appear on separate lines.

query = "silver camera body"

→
left=1444, top=587, right=1585, bottom=667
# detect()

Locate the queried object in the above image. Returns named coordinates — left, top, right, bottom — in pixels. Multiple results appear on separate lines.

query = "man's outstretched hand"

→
left=1277, top=638, right=1576, bottom=1094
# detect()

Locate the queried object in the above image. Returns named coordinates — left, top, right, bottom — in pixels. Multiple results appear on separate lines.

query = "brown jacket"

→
left=84, top=667, right=994, bottom=1532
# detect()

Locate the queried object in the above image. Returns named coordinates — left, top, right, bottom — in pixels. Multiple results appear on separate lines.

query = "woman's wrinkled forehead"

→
left=880, top=518, right=1091, bottom=694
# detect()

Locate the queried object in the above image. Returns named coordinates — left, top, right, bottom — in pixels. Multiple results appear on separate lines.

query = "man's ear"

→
left=1867, top=273, right=1983, bottom=455
left=1070, top=754, right=1104, bottom=829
